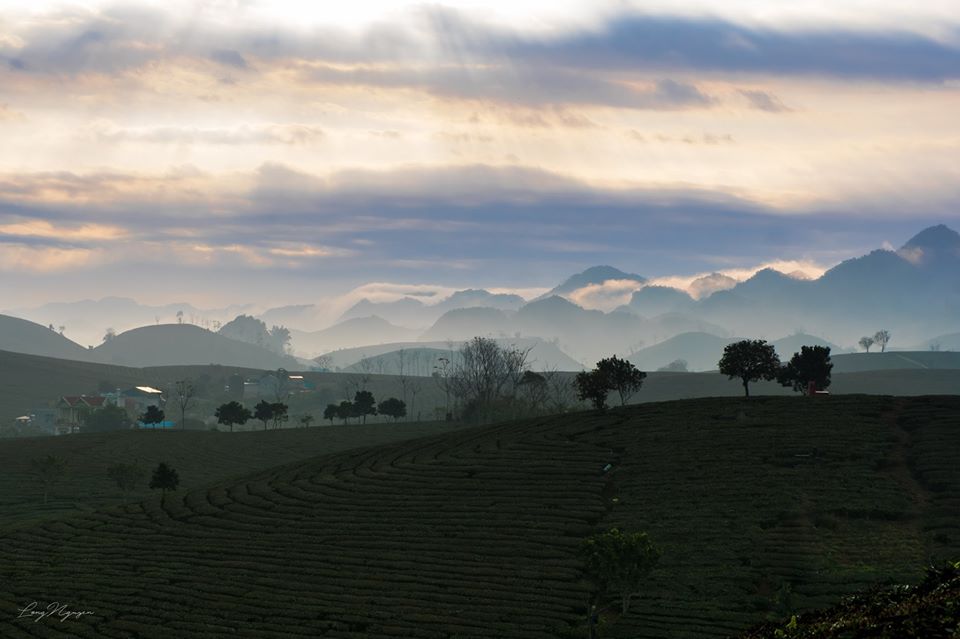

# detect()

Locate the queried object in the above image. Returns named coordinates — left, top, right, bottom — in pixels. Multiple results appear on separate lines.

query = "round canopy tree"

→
left=718, top=339, right=781, bottom=398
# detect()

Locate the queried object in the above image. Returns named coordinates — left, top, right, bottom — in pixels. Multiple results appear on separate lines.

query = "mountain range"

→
left=1, top=225, right=956, bottom=371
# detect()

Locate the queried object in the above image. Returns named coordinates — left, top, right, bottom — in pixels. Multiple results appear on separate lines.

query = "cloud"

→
left=91, top=122, right=324, bottom=145
left=739, top=89, right=791, bottom=112
left=646, top=260, right=832, bottom=299
left=567, top=279, right=645, bottom=311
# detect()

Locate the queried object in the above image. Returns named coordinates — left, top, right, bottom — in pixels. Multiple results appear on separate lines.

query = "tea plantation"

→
left=1, top=395, right=958, bottom=638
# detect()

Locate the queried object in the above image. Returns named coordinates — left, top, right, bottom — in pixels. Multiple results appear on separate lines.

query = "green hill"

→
left=1, top=395, right=958, bottom=637
left=831, top=350, right=960, bottom=373
left=0, top=420, right=471, bottom=532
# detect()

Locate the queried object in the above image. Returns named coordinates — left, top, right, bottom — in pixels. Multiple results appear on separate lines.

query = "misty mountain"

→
left=623, top=285, right=695, bottom=316
left=0, top=314, right=93, bottom=361
left=5, top=297, right=254, bottom=348
left=433, top=289, right=527, bottom=313
left=93, top=324, right=300, bottom=369
left=257, top=304, right=324, bottom=331
left=421, top=307, right=513, bottom=342
left=325, top=337, right=583, bottom=373
left=290, top=316, right=420, bottom=357
left=539, top=265, right=646, bottom=299
left=338, top=297, right=435, bottom=328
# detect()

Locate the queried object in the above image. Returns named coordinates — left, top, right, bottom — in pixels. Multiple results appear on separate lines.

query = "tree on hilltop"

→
left=253, top=400, right=273, bottom=430
left=596, top=356, right=647, bottom=406
left=215, top=401, right=251, bottom=433
left=576, top=369, right=611, bottom=411
left=718, top=339, right=780, bottom=398
left=778, top=345, right=833, bottom=394
left=353, top=390, right=377, bottom=424
left=270, top=402, right=289, bottom=429
left=323, top=403, right=338, bottom=425
left=858, top=336, right=875, bottom=353
left=874, top=329, right=891, bottom=353
left=378, top=397, right=407, bottom=422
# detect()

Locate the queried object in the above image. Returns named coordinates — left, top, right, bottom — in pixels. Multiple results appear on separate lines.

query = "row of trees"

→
left=574, top=356, right=647, bottom=411
left=323, top=391, right=407, bottom=425
left=30, top=456, right=179, bottom=506
left=718, top=340, right=833, bottom=397
left=214, top=400, right=289, bottom=432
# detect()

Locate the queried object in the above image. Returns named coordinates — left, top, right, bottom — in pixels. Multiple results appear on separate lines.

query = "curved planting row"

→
left=1, top=395, right=958, bottom=638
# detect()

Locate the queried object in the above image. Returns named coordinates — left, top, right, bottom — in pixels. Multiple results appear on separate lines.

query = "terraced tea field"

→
left=0, top=420, right=470, bottom=532
left=1, top=395, right=958, bottom=638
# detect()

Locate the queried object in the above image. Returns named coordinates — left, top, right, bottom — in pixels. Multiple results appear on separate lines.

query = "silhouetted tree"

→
left=150, top=462, right=179, bottom=505
left=874, top=330, right=891, bottom=353
left=778, top=346, right=833, bottom=394
left=299, top=414, right=314, bottom=428
left=378, top=397, right=407, bottom=422
left=269, top=326, right=291, bottom=355
left=253, top=400, right=273, bottom=430
left=215, top=401, right=251, bottom=433
left=107, top=462, right=145, bottom=502
left=596, top=356, right=647, bottom=406
left=580, top=528, right=660, bottom=635
left=449, top=337, right=531, bottom=423
left=172, top=379, right=195, bottom=431
left=718, top=339, right=780, bottom=398
left=103, top=328, right=116, bottom=343
left=336, top=401, right=354, bottom=424
left=31, top=455, right=67, bottom=505
left=323, top=403, right=338, bottom=425
left=140, top=405, right=165, bottom=428
left=353, top=391, right=377, bottom=424
left=576, top=370, right=610, bottom=411
left=270, top=402, right=289, bottom=429
left=858, top=336, right=875, bottom=353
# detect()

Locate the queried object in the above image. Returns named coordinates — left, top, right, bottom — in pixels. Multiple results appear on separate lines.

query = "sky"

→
left=1, top=0, right=958, bottom=313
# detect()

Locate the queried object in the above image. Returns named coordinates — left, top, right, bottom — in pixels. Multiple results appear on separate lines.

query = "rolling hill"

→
left=0, top=395, right=957, bottom=637
left=93, top=324, right=301, bottom=369
left=0, top=314, right=92, bottom=361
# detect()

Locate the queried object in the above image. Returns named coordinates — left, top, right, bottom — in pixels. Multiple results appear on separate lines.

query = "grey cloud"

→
left=210, top=49, right=247, bottom=68
left=739, top=89, right=792, bottom=113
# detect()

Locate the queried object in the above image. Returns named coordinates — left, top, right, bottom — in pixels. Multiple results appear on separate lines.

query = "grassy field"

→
left=1, top=394, right=958, bottom=638
left=0, top=421, right=472, bottom=532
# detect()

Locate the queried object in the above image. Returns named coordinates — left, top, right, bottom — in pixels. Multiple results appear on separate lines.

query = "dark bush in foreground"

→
left=739, top=561, right=960, bottom=638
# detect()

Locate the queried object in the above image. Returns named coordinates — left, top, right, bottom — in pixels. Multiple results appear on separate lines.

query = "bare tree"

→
left=434, top=356, right=453, bottom=419
left=408, top=378, right=422, bottom=422
left=449, top=337, right=532, bottom=423
left=874, top=330, right=891, bottom=353
left=858, top=336, right=874, bottom=353
left=172, top=379, right=196, bottom=431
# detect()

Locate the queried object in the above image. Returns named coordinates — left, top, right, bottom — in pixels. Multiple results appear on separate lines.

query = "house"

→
left=119, top=386, right=165, bottom=417
left=56, top=395, right=108, bottom=434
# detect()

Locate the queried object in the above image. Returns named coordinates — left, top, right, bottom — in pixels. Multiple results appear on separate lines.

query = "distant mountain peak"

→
left=901, top=224, right=960, bottom=252
left=545, top=265, right=646, bottom=298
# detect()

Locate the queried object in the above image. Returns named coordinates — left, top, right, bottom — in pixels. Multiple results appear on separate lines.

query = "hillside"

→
left=0, top=314, right=92, bottom=361
left=93, top=324, right=301, bottom=369
left=0, top=396, right=958, bottom=637
left=0, top=420, right=470, bottom=532
left=832, top=350, right=960, bottom=373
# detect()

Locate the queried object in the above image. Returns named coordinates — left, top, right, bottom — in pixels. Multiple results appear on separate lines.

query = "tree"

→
left=580, top=528, right=660, bottom=632
left=353, top=390, right=377, bottom=424
left=31, top=455, right=67, bottom=505
left=858, top=336, right=875, bottom=353
left=449, top=337, right=532, bottom=423
left=778, top=345, right=833, bottom=394
left=149, top=462, right=179, bottom=505
left=874, top=329, right=891, bottom=353
left=596, top=356, right=647, bottom=406
left=269, top=325, right=291, bottom=355
left=718, top=339, right=781, bottom=398
left=172, top=379, right=195, bottom=431
left=253, top=400, right=273, bottom=430
left=336, top=400, right=354, bottom=424
left=576, top=370, right=610, bottom=411
left=103, top=327, right=116, bottom=343
left=214, top=401, right=251, bottom=433
left=107, top=462, right=145, bottom=502
left=140, top=405, right=165, bottom=428
left=299, top=414, right=314, bottom=428
left=323, top=403, right=338, bottom=425
left=176, top=310, right=184, bottom=324
left=83, top=404, right=131, bottom=432
left=378, top=397, right=407, bottom=422
left=270, top=402, right=289, bottom=429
